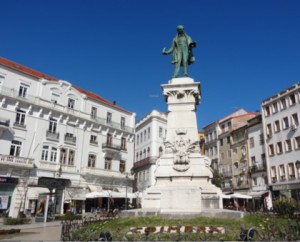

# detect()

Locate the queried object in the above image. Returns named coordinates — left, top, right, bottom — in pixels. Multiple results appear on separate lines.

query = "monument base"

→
left=121, top=208, right=244, bottom=219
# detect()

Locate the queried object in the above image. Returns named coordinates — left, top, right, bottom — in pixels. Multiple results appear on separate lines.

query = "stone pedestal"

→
left=142, top=77, right=223, bottom=213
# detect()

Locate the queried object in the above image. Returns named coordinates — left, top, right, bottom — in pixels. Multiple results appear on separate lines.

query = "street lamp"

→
left=295, top=160, right=300, bottom=176
left=125, top=173, right=129, bottom=210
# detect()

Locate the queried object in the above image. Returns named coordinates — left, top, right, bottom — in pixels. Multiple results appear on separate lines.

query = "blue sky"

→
left=1, top=0, right=300, bottom=129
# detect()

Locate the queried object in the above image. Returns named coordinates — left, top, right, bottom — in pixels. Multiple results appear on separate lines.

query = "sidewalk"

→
left=0, top=218, right=62, bottom=241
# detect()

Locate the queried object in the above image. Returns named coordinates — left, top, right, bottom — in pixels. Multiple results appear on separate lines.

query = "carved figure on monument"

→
left=162, top=25, right=196, bottom=78
left=164, top=135, right=201, bottom=172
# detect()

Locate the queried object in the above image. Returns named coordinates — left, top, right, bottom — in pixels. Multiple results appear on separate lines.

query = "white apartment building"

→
left=262, top=82, right=300, bottom=202
left=133, top=110, right=167, bottom=197
left=0, top=57, right=135, bottom=217
left=247, top=114, right=271, bottom=210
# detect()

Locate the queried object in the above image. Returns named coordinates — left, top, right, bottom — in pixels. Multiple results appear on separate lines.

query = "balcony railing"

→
left=64, top=135, right=76, bottom=145
left=81, top=167, right=125, bottom=178
left=250, top=163, right=267, bottom=174
left=134, top=156, right=158, bottom=169
left=13, top=122, right=26, bottom=129
left=46, top=130, right=60, bottom=141
left=0, top=119, right=10, bottom=127
left=0, top=86, right=135, bottom=134
left=102, top=142, right=126, bottom=151
left=0, top=154, right=33, bottom=167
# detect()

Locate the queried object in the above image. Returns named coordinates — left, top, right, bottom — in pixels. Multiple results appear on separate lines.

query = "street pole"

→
left=125, top=174, right=128, bottom=210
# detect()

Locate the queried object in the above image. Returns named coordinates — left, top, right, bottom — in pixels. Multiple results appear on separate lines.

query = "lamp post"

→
left=296, top=160, right=300, bottom=177
left=125, top=173, right=129, bottom=210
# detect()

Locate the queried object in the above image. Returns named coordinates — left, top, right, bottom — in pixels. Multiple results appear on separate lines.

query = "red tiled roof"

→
left=0, top=57, right=132, bottom=114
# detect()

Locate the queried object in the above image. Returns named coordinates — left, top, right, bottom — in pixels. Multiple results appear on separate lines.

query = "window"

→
left=159, top=127, right=163, bottom=138
left=279, top=165, right=286, bottom=180
left=0, top=75, right=4, bottom=85
left=90, top=135, right=97, bottom=144
left=50, top=147, right=57, bottom=162
left=283, top=117, right=289, bottom=129
left=49, top=118, right=57, bottom=133
left=271, top=166, right=277, bottom=182
left=227, top=136, right=230, bottom=144
left=252, top=177, right=257, bottom=186
left=105, top=157, right=112, bottom=170
left=106, top=112, right=112, bottom=124
left=107, top=133, right=112, bottom=145
left=259, top=134, right=264, bottom=145
left=121, top=137, right=127, bottom=150
left=140, top=133, right=143, bottom=143
left=18, top=84, right=28, bottom=97
left=289, top=93, right=296, bottom=105
left=220, top=138, right=223, bottom=146
left=273, top=102, right=278, bottom=113
left=10, top=140, right=22, bottom=156
left=51, top=93, right=60, bottom=104
left=249, top=137, right=254, bottom=148
left=276, top=142, right=283, bottom=154
left=15, top=109, right=26, bottom=127
left=91, top=107, right=97, bottom=119
left=265, top=106, right=270, bottom=116
left=266, top=124, right=272, bottom=137
left=268, top=144, right=275, bottom=156
left=291, top=113, right=299, bottom=126
left=136, top=134, right=139, bottom=145
left=147, top=147, right=150, bottom=157
left=295, top=136, right=300, bottom=149
left=60, top=148, right=67, bottom=164
left=119, top=160, right=125, bottom=173
left=148, top=127, right=151, bottom=139
left=88, top=154, right=96, bottom=168
left=288, top=163, right=295, bottom=179
left=136, top=152, right=139, bottom=161
left=274, top=120, right=280, bottom=132
left=41, top=145, right=49, bottom=161
left=285, top=139, right=292, bottom=152
left=121, top=117, right=125, bottom=129
left=143, top=149, right=146, bottom=159
left=251, top=156, right=256, bottom=165
left=68, top=98, right=75, bottom=109
left=281, top=98, right=287, bottom=110
left=159, top=147, right=163, bottom=157
left=68, top=150, right=75, bottom=165
left=261, top=154, right=266, bottom=164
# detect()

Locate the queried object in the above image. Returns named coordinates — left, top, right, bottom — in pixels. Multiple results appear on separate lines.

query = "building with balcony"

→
left=0, top=57, right=135, bottom=217
left=262, top=82, right=300, bottom=202
left=133, top=110, right=167, bottom=201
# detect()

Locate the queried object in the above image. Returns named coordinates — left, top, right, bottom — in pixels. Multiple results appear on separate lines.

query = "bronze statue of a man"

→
left=162, top=25, right=196, bottom=78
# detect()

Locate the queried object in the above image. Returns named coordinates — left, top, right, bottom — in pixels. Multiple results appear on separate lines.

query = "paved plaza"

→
left=0, top=218, right=61, bottom=241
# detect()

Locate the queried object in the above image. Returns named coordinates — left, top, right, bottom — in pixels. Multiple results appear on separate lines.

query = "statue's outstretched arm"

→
left=162, top=41, right=174, bottom=55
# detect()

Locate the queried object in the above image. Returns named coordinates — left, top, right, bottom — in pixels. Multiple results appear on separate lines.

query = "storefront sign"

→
left=0, top=177, right=18, bottom=184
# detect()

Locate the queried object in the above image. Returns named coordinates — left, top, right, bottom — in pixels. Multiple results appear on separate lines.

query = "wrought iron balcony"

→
left=249, top=163, right=267, bottom=174
left=64, top=135, right=76, bottom=145
left=46, top=130, right=60, bottom=141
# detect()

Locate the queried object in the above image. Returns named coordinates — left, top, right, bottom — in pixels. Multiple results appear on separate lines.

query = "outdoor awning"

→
left=247, top=191, right=269, bottom=198
left=231, top=193, right=252, bottom=199
left=27, top=187, right=49, bottom=199
left=86, top=190, right=137, bottom=199
left=86, top=191, right=110, bottom=198
left=65, top=188, right=86, bottom=201
left=222, top=194, right=232, bottom=199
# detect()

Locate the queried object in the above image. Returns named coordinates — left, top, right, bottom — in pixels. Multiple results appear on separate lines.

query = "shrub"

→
left=55, top=214, right=82, bottom=221
left=3, top=217, right=31, bottom=225
left=273, top=197, right=299, bottom=217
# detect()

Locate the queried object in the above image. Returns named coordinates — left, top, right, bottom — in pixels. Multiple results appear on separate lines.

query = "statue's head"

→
left=177, top=25, right=184, bottom=30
